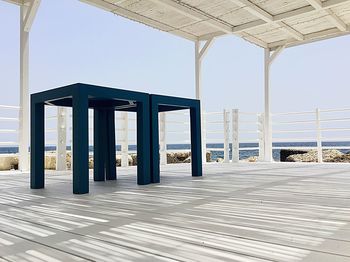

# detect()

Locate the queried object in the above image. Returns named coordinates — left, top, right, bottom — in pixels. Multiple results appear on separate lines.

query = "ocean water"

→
left=2, top=141, right=350, bottom=161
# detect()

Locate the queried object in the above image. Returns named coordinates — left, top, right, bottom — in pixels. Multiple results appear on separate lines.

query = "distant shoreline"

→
left=1, top=142, right=350, bottom=161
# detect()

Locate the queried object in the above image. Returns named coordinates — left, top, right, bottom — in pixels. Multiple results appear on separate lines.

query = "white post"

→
left=231, top=109, right=239, bottom=163
left=223, top=109, right=230, bottom=163
left=263, top=46, right=285, bottom=162
left=159, top=112, right=167, bottom=165
left=195, top=38, right=215, bottom=163
left=18, top=1, right=40, bottom=171
left=18, top=5, right=30, bottom=171
left=316, top=108, right=323, bottom=163
left=264, top=48, right=273, bottom=162
left=121, top=112, right=129, bottom=167
left=56, top=107, right=67, bottom=171
left=258, top=113, right=265, bottom=161
left=195, top=41, right=207, bottom=163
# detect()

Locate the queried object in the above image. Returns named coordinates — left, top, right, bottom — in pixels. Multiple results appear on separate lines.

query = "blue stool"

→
left=149, top=94, right=202, bottom=183
left=31, top=83, right=151, bottom=194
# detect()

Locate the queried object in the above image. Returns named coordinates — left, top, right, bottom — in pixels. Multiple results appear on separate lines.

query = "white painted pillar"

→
left=18, top=5, right=30, bottom=171
left=264, top=48, right=273, bottom=162
left=263, top=45, right=285, bottom=162
left=223, top=109, right=230, bottom=163
left=159, top=112, right=167, bottom=165
left=316, top=108, right=323, bottom=163
left=56, top=107, right=67, bottom=171
left=195, top=41, right=207, bottom=163
left=195, top=39, right=215, bottom=163
left=231, top=109, right=239, bottom=163
left=121, top=112, right=129, bottom=167
left=18, top=0, right=40, bottom=171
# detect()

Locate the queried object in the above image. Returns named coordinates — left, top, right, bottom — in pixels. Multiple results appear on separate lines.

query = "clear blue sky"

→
left=1, top=0, right=350, bottom=114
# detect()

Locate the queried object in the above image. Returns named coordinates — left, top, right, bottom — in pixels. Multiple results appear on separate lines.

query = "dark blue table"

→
left=150, top=94, right=202, bottom=183
left=31, top=83, right=151, bottom=194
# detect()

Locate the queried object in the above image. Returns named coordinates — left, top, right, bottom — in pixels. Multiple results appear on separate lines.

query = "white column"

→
left=18, top=5, right=30, bottom=171
left=223, top=109, right=230, bottom=163
left=263, top=45, right=285, bottom=162
left=56, top=107, right=67, bottom=171
left=195, top=41, right=202, bottom=100
left=18, top=0, right=40, bottom=171
left=231, top=109, right=239, bottom=163
left=316, top=108, right=323, bottom=163
left=159, top=112, right=167, bottom=165
left=195, top=41, right=207, bottom=163
left=264, top=48, right=273, bottom=162
left=195, top=39, right=215, bottom=163
left=121, top=112, right=129, bottom=167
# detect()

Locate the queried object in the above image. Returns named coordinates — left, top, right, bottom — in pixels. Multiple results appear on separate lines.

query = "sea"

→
left=1, top=141, right=350, bottom=161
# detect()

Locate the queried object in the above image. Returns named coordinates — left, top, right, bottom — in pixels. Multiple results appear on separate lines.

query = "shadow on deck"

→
left=0, top=162, right=350, bottom=261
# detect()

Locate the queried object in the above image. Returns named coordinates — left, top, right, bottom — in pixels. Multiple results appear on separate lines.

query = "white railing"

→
left=2, top=105, right=350, bottom=167
left=0, top=105, right=20, bottom=148
left=272, top=108, right=350, bottom=162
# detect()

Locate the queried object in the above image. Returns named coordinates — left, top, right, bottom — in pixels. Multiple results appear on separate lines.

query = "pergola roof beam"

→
left=234, top=0, right=350, bottom=33
left=229, top=0, right=304, bottom=41
left=229, top=0, right=273, bottom=22
left=306, top=0, right=347, bottom=31
left=269, top=26, right=350, bottom=50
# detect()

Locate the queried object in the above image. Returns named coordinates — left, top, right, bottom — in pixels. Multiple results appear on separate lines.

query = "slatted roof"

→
left=5, top=0, right=350, bottom=49
left=77, top=0, right=350, bottom=50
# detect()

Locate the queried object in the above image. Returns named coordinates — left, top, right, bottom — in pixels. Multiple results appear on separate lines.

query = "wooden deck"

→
left=0, top=162, right=350, bottom=262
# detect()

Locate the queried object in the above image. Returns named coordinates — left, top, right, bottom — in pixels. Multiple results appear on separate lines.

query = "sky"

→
left=1, top=0, right=350, bottom=115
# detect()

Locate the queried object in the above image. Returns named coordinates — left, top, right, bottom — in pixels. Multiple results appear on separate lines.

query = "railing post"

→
left=258, top=113, right=265, bottom=161
left=121, top=112, right=129, bottom=167
left=231, top=109, right=239, bottom=163
left=56, top=107, right=67, bottom=171
left=223, top=109, right=230, bottom=163
left=159, top=112, right=167, bottom=165
left=316, top=108, right=323, bottom=163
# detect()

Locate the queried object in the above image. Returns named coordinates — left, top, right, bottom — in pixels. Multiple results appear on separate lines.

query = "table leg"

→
left=93, top=109, right=106, bottom=181
left=190, top=106, right=203, bottom=177
left=72, top=92, right=89, bottom=194
left=136, top=101, right=151, bottom=185
left=30, top=101, right=45, bottom=189
left=150, top=102, right=160, bottom=183
left=106, top=109, right=116, bottom=180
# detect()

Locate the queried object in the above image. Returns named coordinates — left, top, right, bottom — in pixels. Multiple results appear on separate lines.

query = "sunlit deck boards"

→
left=0, top=163, right=350, bottom=261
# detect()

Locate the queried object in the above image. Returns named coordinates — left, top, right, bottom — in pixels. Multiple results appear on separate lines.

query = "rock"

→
left=280, top=149, right=308, bottom=162
left=116, top=155, right=134, bottom=166
left=286, top=149, right=343, bottom=163
left=45, top=155, right=56, bottom=170
left=175, top=152, right=191, bottom=162
left=330, top=153, right=350, bottom=163
left=216, top=158, right=224, bottom=163
left=131, top=154, right=137, bottom=165
left=244, top=156, right=258, bottom=162
left=323, top=149, right=344, bottom=162
left=89, top=156, right=94, bottom=169
left=206, top=151, right=212, bottom=162
left=0, top=155, right=18, bottom=171
left=183, top=156, right=191, bottom=163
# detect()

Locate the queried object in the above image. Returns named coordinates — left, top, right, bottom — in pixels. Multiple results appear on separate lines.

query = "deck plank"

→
left=0, top=163, right=350, bottom=261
